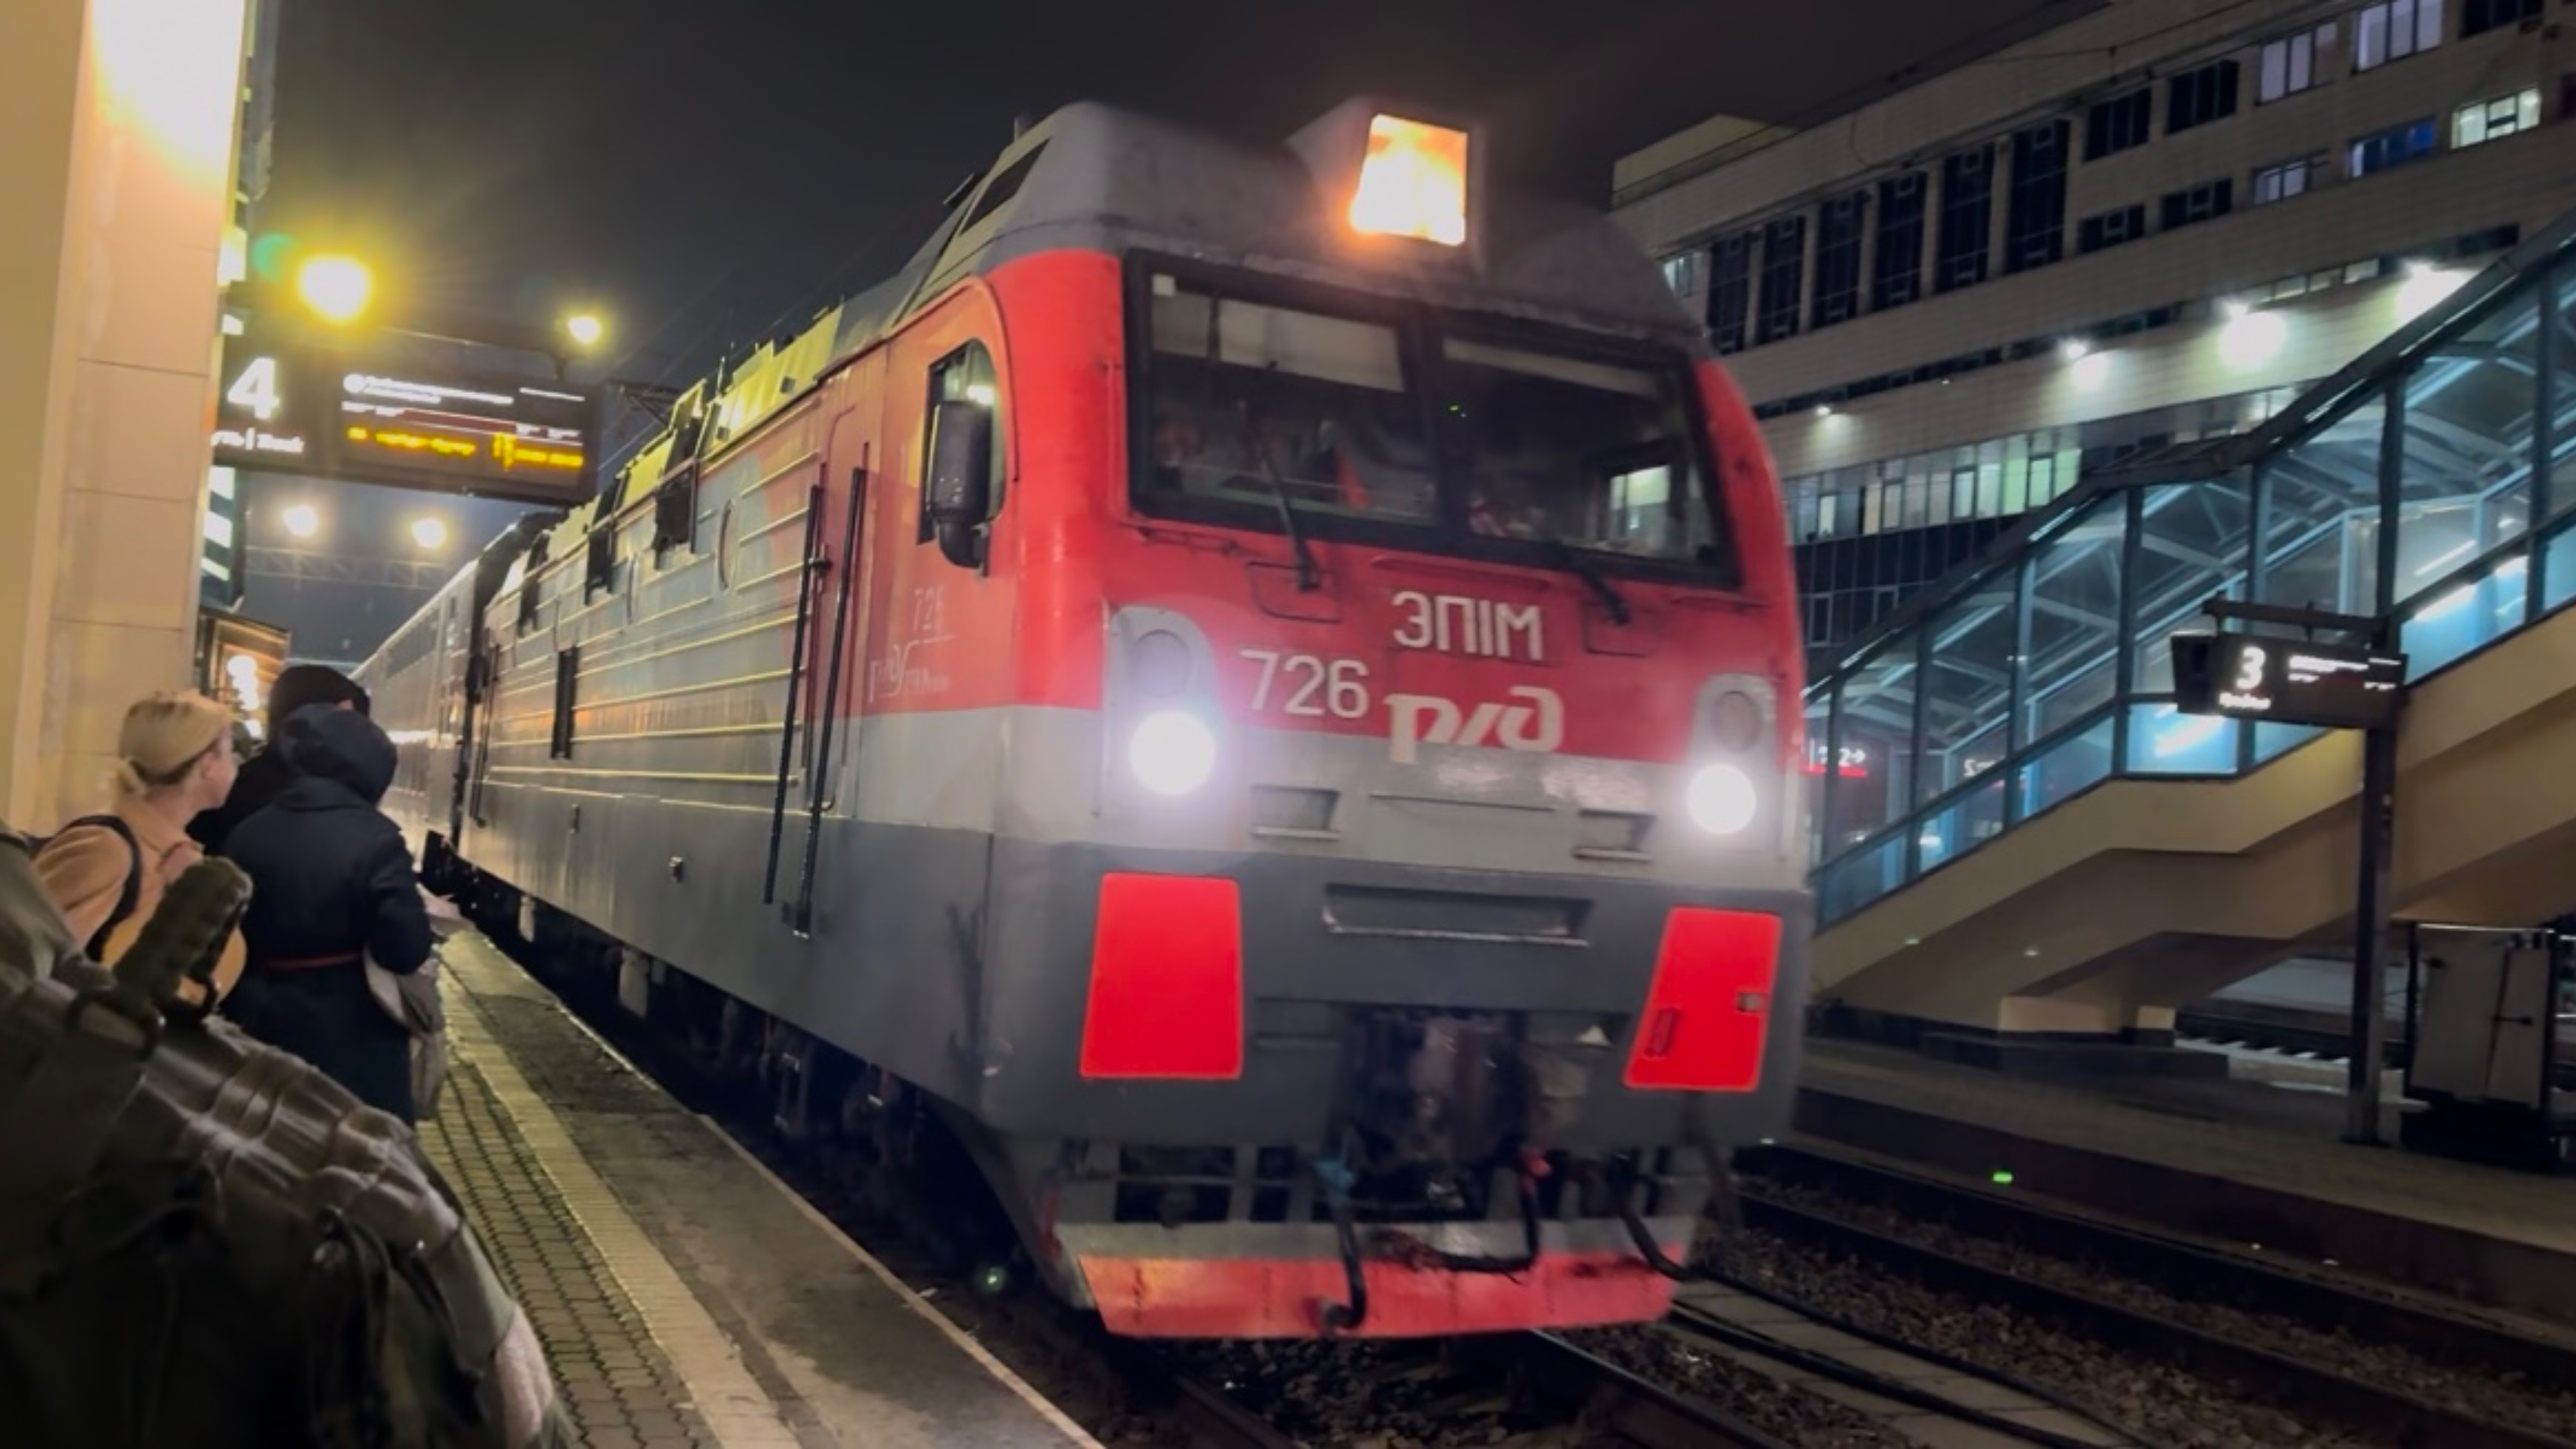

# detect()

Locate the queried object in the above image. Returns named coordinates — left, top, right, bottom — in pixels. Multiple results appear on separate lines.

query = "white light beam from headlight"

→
left=1130, top=710, right=1218, bottom=797
left=1688, top=763, right=1759, bottom=835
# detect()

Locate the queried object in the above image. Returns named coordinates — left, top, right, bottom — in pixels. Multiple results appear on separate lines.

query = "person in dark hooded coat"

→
left=190, top=664, right=371, bottom=855
left=220, top=702, right=433, bottom=1122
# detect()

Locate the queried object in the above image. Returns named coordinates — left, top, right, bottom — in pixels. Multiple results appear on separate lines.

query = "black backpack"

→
left=29, top=814, right=142, bottom=959
left=0, top=826, right=571, bottom=1449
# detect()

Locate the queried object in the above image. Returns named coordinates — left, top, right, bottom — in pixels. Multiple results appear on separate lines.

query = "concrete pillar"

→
left=0, top=0, right=248, bottom=828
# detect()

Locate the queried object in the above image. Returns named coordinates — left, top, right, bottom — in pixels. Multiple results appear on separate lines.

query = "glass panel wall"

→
left=2019, top=499, right=2125, bottom=742
left=2392, top=288, right=2541, bottom=610
left=2258, top=398, right=2386, bottom=617
left=1801, top=244, right=2576, bottom=925
left=1824, top=647, right=1917, bottom=859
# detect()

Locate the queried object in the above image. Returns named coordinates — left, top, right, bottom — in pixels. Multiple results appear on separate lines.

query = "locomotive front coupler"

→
left=1370, top=1145, right=1548, bottom=1278
left=1608, top=1127, right=1742, bottom=1284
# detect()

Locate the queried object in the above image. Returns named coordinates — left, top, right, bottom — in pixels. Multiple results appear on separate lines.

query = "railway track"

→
left=1738, top=1140, right=2576, bottom=1449
left=1660, top=1286, right=2139, bottom=1447
left=1171, top=1331, right=1813, bottom=1449
left=490, top=925, right=1854, bottom=1447
left=495, top=919, right=2575, bottom=1447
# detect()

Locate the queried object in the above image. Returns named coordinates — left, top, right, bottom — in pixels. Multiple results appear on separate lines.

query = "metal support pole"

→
left=2346, top=628, right=2400, bottom=1147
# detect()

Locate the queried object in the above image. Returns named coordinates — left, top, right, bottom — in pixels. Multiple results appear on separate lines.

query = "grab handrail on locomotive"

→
left=360, top=97, right=1810, bottom=1340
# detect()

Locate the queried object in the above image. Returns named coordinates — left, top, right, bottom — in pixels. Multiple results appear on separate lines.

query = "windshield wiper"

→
left=1549, top=541, right=1631, bottom=626
left=1247, top=425, right=1322, bottom=592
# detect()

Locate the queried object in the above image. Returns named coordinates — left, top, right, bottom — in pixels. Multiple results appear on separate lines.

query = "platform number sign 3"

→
left=2233, top=645, right=2267, bottom=693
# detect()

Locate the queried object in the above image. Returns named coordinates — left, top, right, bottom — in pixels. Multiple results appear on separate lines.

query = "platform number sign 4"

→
left=226, top=355, right=283, bottom=422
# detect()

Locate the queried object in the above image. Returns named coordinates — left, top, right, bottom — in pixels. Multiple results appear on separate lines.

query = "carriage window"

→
left=920, top=342, right=1003, bottom=542
left=549, top=646, right=579, bottom=760
left=653, top=475, right=696, bottom=556
left=583, top=526, right=615, bottom=599
left=1143, top=279, right=1438, bottom=524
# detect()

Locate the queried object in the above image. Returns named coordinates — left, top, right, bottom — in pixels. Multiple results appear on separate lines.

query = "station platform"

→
left=1791, top=1038, right=2576, bottom=1329
left=420, top=928, right=1100, bottom=1449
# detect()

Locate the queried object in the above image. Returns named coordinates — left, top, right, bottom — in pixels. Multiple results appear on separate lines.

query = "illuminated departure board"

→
left=210, top=330, right=598, bottom=504
left=2172, top=631, right=2407, bottom=731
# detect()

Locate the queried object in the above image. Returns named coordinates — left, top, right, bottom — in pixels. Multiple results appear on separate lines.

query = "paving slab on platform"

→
left=421, top=931, right=1099, bottom=1449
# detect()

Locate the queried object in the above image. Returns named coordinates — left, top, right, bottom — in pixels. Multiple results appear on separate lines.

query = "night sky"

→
left=260, top=0, right=2086, bottom=394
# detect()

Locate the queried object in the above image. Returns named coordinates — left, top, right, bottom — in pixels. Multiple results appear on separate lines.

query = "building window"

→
left=2252, top=157, right=2322, bottom=204
left=1813, top=193, right=1866, bottom=329
left=2166, top=59, right=2241, bottom=134
left=2259, top=24, right=2332, bottom=103
left=1660, top=251, right=1702, bottom=296
left=2077, top=204, right=2147, bottom=253
left=1872, top=172, right=1927, bottom=310
left=1935, top=147, right=1993, bottom=294
left=2453, top=88, right=2541, bottom=146
left=2355, top=0, right=2442, bottom=72
left=2160, top=178, right=2235, bottom=231
left=2005, top=120, right=2069, bottom=274
left=1708, top=233, right=1754, bottom=354
left=2459, top=0, right=2537, bottom=38
left=1756, top=215, right=1807, bottom=344
left=2349, top=117, right=2439, bottom=177
left=2084, top=88, right=2152, bottom=159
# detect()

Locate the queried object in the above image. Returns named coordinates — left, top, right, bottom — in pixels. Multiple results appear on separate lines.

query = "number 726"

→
left=1239, top=650, right=1370, bottom=720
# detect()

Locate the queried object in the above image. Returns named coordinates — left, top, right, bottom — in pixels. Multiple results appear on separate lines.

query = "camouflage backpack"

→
left=0, top=821, right=569, bottom=1449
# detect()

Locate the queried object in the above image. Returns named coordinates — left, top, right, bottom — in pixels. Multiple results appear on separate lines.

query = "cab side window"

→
left=918, top=342, right=1002, bottom=570
left=919, top=343, right=1002, bottom=543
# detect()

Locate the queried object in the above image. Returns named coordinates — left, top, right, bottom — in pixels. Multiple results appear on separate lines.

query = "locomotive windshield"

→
left=1135, top=266, right=1726, bottom=577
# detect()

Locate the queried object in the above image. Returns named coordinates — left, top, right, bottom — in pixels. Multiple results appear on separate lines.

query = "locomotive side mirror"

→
left=925, top=397, right=994, bottom=569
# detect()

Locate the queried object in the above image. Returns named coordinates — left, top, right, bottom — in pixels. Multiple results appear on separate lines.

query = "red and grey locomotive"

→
left=360, top=97, right=1810, bottom=1338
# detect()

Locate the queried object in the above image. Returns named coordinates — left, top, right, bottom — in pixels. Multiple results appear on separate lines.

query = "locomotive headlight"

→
left=1686, top=763, right=1759, bottom=835
left=1130, top=710, right=1218, bottom=797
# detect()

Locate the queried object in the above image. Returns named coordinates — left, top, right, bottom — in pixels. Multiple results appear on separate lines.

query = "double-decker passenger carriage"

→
left=361, top=97, right=1810, bottom=1338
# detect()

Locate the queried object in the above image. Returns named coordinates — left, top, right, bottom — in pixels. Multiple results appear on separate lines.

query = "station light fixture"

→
left=281, top=502, right=320, bottom=540
left=1347, top=113, right=1470, bottom=247
left=295, top=254, right=373, bottom=324
left=2219, top=306, right=2287, bottom=371
left=410, top=515, right=449, bottom=551
left=2396, top=262, right=2467, bottom=322
left=2057, top=338, right=2091, bottom=363
left=564, top=312, right=606, bottom=348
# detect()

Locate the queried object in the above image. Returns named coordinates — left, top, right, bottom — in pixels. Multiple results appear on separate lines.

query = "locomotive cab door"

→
left=780, top=439, right=870, bottom=936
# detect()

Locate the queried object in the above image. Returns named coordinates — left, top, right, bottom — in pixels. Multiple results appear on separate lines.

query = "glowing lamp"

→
left=1348, top=114, right=1469, bottom=247
left=2219, top=308, right=2287, bottom=371
left=296, top=255, right=373, bottom=324
left=2395, top=264, right=2467, bottom=323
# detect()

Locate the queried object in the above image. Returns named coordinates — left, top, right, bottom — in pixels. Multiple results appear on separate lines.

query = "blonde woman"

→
left=34, top=691, right=247, bottom=1004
